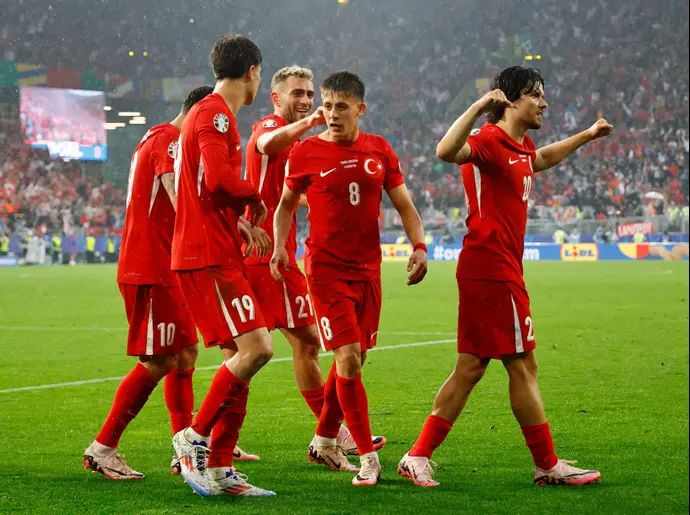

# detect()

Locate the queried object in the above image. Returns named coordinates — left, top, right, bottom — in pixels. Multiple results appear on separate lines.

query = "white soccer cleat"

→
left=308, top=438, right=359, bottom=473
left=233, top=445, right=260, bottom=461
left=209, top=468, right=276, bottom=497
left=336, top=425, right=387, bottom=456
left=352, top=453, right=381, bottom=486
left=397, top=452, right=439, bottom=487
left=534, top=459, right=601, bottom=486
left=172, top=429, right=212, bottom=496
left=82, top=444, right=144, bottom=480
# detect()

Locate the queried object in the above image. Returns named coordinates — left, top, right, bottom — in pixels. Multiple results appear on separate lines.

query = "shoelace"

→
left=191, top=444, right=210, bottom=472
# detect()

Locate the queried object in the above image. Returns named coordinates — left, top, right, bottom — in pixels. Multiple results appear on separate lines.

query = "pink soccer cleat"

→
left=233, top=445, right=260, bottom=461
left=397, top=453, right=439, bottom=487
left=534, top=459, right=601, bottom=486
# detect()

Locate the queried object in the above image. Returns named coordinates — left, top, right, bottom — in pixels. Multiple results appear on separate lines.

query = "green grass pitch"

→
left=0, top=261, right=687, bottom=514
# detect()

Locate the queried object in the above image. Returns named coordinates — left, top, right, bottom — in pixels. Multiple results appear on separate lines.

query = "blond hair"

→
left=271, top=65, right=314, bottom=91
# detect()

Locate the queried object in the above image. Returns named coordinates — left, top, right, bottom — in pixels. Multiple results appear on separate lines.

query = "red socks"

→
left=409, top=415, right=453, bottom=458
left=315, top=363, right=343, bottom=438
left=335, top=373, right=374, bottom=455
left=164, top=368, right=195, bottom=434
left=191, top=365, right=247, bottom=437
left=207, top=382, right=249, bottom=468
left=300, top=386, right=325, bottom=419
left=95, top=363, right=158, bottom=448
left=521, top=422, right=558, bottom=470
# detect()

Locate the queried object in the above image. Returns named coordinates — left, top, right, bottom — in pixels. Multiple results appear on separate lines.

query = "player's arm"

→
left=199, top=133, right=267, bottom=226
left=270, top=184, right=302, bottom=281
left=436, top=89, right=514, bottom=164
left=257, top=108, right=326, bottom=155
left=387, top=184, right=428, bottom=285
left=533, top=118, right=613, bottom=172
left=160, top=172, right=176, bottom=211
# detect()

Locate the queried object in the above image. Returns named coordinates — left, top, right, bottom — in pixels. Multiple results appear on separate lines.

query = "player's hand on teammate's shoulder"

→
left=406, top=249, right=428, bottom=286
left=307, top=106, right=327, bottom=128
left=587, top=118, right=613, bottom=140
left=269, top=247, right=290, bottom=281
left=248, top=200, right=268, bottom=226
left=476, top=89, right=513, bottom=114
left=249, top=226, right=272, bottom=258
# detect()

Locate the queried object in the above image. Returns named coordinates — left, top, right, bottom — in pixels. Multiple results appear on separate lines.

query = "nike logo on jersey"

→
left=508, top=158, right=520, bottom=165
left=320, top=167, right=337, bottom=177
left=236, top=144, right=241, bottom=151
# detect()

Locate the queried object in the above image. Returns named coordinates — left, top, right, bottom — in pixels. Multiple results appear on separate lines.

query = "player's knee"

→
left=177, top=344, right=198, bottom=369
left=250, top=333, right=274, bottom=367
left=334, top=350, right=361, bottom=377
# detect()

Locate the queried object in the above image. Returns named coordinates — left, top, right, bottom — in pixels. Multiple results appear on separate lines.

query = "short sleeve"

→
left=381, top=138, right=405, bottom=192
left=467, top=126, right=491, bottom=165
left=153, top=133, right=177, bottom=177
left=284, top=142, right=311, bottom=193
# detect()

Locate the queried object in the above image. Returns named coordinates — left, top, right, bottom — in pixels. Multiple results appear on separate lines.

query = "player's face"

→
left=514, top=83, right=548, bottom=129
left=275, top=77, right=315, bottom=123
left=245, top=64, right=262, bottom=105
left=321, top=90, right=365, bottom=143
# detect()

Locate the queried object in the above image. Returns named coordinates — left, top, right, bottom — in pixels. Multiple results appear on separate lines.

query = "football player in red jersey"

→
left=170, top=34, right=275, bottom=498
left=244, top=66, right=385, bottom=461
left=398, top=66, right=613, bottom=488
left=271, top=71, right=428, bottom=486
left=82, top=85, right=212, bottom=480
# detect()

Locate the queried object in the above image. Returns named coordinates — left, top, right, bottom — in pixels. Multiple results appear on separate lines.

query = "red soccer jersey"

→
left=458, top=123, right=537, bottom=283
left=244, top=114, right=298, bottom=266
left=284, top=131, right=405, bottom=280
left=117, top=123, right=179, bottom=285
left=172, top=93, right=260, bottom=271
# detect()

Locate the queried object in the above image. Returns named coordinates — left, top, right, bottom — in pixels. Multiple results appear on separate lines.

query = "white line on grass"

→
left=0, top=338, right=454, bottom=394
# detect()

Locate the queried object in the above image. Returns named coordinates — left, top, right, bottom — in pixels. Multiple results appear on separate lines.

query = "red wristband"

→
left=413, top=243, right=427, bottom=253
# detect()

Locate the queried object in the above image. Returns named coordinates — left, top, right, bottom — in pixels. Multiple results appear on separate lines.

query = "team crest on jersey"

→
left=262, top=119, right=278, bottom=128
left=470, top=128, right=481, bottom=136
left=213, top=113, right=229, bottom=133
left=167, top=140, right=178, bottom=159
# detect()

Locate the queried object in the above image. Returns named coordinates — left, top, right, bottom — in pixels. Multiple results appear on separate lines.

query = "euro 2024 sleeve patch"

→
left=213, top=113, right=229, bottom=133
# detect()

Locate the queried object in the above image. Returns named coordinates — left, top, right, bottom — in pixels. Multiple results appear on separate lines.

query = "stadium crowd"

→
left=1, top=0, right=687, bottom=247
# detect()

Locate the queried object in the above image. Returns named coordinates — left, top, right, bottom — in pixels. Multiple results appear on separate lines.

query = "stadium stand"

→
left=1, top=0, right=687, bottom=257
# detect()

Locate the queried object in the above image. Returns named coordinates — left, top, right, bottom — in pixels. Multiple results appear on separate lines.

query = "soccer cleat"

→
left=534, top=459, right=601, bottom=486
left=172, top=429, right=212, bottom=496
left=210, top=469, right=276, bottom=497
left=336, top=425, right=387, bottom=456
left=397, top=453, right=439, bottom=487
left=82, top=446, right=144, bottom=480
left=233, top=445, right=260, bottom=461
left=352, top=453, right=381, bottom=486
left=308, top=439, right=359, bottom=472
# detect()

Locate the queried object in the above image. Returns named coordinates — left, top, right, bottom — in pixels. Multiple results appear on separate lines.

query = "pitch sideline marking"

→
left=0, top=338, right=455, bottom=394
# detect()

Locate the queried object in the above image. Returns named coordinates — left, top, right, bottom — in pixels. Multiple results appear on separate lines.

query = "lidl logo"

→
left=560, top=243, right=599, bottom=261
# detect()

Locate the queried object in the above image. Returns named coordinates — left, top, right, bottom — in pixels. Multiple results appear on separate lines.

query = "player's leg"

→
left=164, top=344, right=198, bottom=435
left=398, top=352, right=489, bottom=487
left=84, top=353, right=177, bottom=480
left=503, top=281, right=600, bottom=486
left=172, top=267, right=274, bottom=496
left=281, top=325, right=325, bottom=413
left=400, top=277, right=496, bottom=486
left=503, top=351, right=600, bottom=486
left=84, top=284, right=183, bottom=480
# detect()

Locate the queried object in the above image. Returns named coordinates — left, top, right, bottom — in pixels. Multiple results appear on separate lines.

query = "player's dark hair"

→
left=486, top=66, right=544, bottom=123
left=211, top=34, right=262, bottom=80
left=321, top=71, right=365, bottom=101
left=182, top=85, right=213, bottom=113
